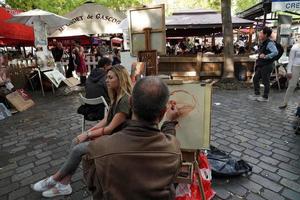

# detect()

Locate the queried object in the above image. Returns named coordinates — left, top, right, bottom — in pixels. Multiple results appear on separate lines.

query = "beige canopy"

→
left=50, top=2, right=126, bottom=37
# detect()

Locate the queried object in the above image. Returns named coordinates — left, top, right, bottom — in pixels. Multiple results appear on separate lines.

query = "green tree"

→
left=233, top=0, right=260, bottom=14
left=6, top=0, right=147, bottom=15
left=221, top=0, right=234, bottom=79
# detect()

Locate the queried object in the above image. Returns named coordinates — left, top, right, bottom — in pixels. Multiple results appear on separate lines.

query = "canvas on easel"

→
left=162, top=82, right=212, bottom=150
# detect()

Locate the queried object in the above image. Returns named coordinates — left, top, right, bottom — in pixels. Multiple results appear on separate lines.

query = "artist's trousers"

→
left=283, top=65, right=300, bottom=105
left=58, top=140, right=90, bottom=177
left=253, top=63, right=274, bottom=98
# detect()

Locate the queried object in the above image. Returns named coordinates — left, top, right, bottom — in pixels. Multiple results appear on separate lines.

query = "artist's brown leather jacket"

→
left=82, top=120, right=182, bottom=200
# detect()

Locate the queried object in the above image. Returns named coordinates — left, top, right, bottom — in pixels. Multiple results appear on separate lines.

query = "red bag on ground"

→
left=176, top=153, right=215, bottom=200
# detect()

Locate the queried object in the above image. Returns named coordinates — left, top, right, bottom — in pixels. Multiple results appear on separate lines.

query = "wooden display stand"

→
left=137, top=28, right=158, bottom=76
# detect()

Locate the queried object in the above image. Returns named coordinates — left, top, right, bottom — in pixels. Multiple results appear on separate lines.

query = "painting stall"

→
left=8, top=9, right=72, bottom=96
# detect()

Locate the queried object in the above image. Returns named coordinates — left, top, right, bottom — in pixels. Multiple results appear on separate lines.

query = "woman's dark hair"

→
left=97, top=57, right=112, bottom=68
left=262, top=27, right=272, bottom=37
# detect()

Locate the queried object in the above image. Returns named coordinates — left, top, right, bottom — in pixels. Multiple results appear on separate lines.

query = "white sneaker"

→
left=31, top=176, right=56, bottom=192
left=257, top=97, right=269, bottom=102
left=248, top=95, right=260, bottom=101
left=42, top=183, right=72, bottom=197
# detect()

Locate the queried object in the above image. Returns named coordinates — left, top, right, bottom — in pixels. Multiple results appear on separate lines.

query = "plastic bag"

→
left=176, top=153, right=215, bottom=200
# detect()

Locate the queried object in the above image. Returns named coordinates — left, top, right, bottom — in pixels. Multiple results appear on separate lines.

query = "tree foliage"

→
left=233, top=0, right=260, bottom=14
left=6, top=0, right=148, bottom=15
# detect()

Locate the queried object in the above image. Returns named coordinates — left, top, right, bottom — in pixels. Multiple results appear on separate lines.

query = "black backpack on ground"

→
left=207, top=146, right=252, bottom=177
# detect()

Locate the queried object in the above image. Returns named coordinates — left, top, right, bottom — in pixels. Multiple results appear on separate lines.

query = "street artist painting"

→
left=163, top=83, right=212, bottom=150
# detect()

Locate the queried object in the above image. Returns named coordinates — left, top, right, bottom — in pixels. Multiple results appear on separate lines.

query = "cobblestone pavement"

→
left=0, top=88, right=299, bottom=200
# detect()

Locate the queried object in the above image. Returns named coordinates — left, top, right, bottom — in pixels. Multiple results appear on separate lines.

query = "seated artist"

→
left=83, top=76, right=182, bottom=199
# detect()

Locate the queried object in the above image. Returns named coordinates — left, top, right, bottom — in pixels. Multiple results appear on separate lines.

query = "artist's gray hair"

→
left=132, top=76, right=169, bottom=122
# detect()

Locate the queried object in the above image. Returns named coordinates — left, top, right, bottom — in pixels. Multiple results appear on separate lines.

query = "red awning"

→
left=0, top=7, right=34, bottom=46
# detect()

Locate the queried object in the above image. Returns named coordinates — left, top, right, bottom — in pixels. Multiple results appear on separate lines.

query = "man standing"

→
left=83, top=77, right=182, bottom=200
left=51, top=41, right=65, bottom=76
left=249, top=27, right=278, bottom=102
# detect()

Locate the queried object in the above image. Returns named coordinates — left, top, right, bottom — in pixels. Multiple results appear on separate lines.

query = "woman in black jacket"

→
left=78, top=57, right=112, bottom=120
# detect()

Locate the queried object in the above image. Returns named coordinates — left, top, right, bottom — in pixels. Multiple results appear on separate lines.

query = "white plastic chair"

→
left=79, top=93, right=109, bottom=133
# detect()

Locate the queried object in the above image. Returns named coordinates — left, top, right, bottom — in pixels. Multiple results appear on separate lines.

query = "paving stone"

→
left=278, top=163, right=300, bottom=175
left=18, top=156, right=36, bottom=166
left=36, top=151, right=52, bottom=159
left=246, top=193, right=266, bottom=200
left=249, top=174, right=283, bottom=192
left=244, top=149, right=261, bottom=158
left=0, top=183, right=19, bottom=196
left=2, top=141, right=18, bottom=148
left=273, top=149, right=299, bottom=160
left=242, top=155, right=260, bottom=165
left=0, top=177, right=11, bottom=187
left=16, top=163, right=34, bottom=173
left=260, top=189, right=285, bottom=200
left=260, top=170, right=281, bottom=182
left=282, top=188, right=300, bottom=200
left=278, top=169, right=300, bottom=181
left=239, top=179, right=262, bottom=194
left=257, top=162, right=278, bottom=173
left=272, top=143, right=290, bottom=151
left=240, top=142, right=255, bottom=149
left=32, top=163, right=50, bottom=174
left=225, top=183, right=248, bottom=197
left=0, top=163, right=18, bottom=172
left=272, top=153, right=290, bottom=163
left=280, top=178, right=300, bottom=193
left=0, top=170, right=15, bottom=180
left=229, top=144, right=245, bottom=152
left=289, top=160, right=300, bottom=168
left=8, top=186, right=30, bottom=200
left=254, top=147, right=272, bottom=156
left=251, top=165, right=263, bottom=174
left=35, top=156, right=51, bottom=166
left=260, top=155, right=280, bottom=166
left=12, top=170, right=32, bottom=182
left=214, top=187, right=231, bottom=200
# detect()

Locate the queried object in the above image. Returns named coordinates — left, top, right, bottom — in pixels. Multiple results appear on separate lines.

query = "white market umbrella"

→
left=7, top=9, right=70, bottom=29
left=7, top=9, right=71, bottom=47
left=50, top=3, right=126, bottom=37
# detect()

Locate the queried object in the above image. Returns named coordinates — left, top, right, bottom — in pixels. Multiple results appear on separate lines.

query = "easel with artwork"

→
left=128, top=4, right=166, bottom=76
left=164, top=81, right=213, bottom=200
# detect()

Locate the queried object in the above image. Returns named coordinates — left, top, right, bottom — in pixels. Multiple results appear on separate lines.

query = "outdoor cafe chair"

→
left=79, top=93, right=109, bottom=133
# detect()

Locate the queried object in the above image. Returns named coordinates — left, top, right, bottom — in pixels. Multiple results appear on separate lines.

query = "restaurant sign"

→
left=58, top=13, right=122, bottom=32
left=272, top=0, right=300, bottom=12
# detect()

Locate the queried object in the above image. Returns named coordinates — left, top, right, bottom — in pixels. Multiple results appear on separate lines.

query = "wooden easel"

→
left=137, top=27, right=158, bottom=76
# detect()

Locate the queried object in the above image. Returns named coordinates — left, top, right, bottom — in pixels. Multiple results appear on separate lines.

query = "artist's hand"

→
left=287, top=73, right=292, bottom=80
left=259, top=54, right=266, bottom=59
left=165, top=104, right=179, bottom=121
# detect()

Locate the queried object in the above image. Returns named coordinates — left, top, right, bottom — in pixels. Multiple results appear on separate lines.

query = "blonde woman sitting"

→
left=32, top=65, right=132, bottom=197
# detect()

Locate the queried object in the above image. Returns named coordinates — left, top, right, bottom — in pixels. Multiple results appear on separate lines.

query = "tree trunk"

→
left=221, top=0, right=235, bottom=79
